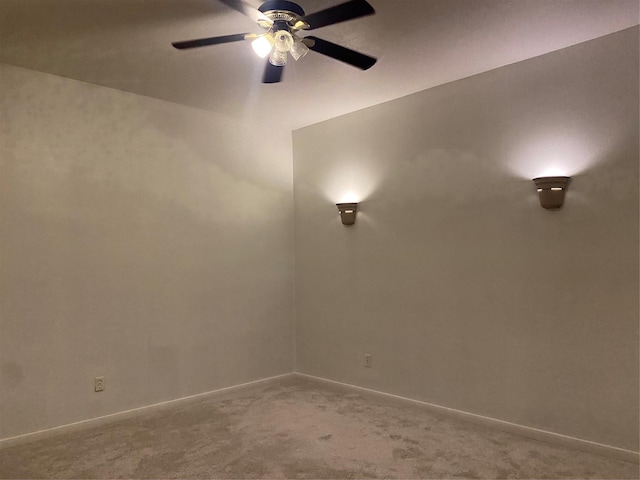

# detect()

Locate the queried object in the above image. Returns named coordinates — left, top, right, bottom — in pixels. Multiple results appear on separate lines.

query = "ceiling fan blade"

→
left=218, top=0, right=273, bottom=25
left=300, top=0, right=375, bottom=30
left=172, top=33, right=249, bottom=49
left=303, top=36, right=376, bottom=70
left=262, top=62, right=284, bottom=83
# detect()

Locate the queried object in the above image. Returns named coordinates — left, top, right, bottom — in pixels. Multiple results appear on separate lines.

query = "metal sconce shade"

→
left=336, top=203, right=358, bottom=225
left=533, top=176, right=571, bottom=209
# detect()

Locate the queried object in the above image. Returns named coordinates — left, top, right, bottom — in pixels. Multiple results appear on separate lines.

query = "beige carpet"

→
left=0, top=375, right=637, bottom=479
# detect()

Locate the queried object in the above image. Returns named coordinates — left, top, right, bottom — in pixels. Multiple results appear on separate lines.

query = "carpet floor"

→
left=0, top=375, right=637, bottom=479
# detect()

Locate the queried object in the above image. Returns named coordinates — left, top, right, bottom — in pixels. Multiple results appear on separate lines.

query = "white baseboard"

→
left=295, top=372, right=639, bottom=464
left=0, top=372, right=294, bottom=448
left=3, top=370, right=637, bottom=465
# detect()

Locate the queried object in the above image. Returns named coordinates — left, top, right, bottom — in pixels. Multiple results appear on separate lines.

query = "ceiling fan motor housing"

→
left=258, top=0, right=305, bottom=16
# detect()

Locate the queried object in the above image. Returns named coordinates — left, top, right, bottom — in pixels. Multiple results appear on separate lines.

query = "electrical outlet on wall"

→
left=364, top=354, right=372, bottom=368
left=94, top=376, right=105, bottom=392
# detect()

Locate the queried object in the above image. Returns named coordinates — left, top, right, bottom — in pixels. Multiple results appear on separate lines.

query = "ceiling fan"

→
left=172, top=0, right=377, bottom=83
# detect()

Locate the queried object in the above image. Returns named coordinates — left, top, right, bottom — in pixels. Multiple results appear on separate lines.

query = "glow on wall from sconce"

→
left=339, top=192, right=360, bottom=203
left=507, top=132, right=600, bottom=179
left=321, top=161, right=380, bottom=204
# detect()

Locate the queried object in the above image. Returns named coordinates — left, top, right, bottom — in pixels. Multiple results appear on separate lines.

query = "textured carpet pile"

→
left=0, top=375, right=637, bottom=478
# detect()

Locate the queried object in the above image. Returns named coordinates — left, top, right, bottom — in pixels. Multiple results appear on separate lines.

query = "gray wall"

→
left=293, top=28, right=639, bottom=451
left=0, top=64, right=294, bottom=439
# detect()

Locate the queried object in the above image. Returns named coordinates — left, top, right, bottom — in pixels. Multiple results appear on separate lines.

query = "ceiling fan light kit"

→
left=172, top=0, right=377, bottom=84
left=289, top=38, right=309, bottom=60
left=251, top=34, right=275, bottom=58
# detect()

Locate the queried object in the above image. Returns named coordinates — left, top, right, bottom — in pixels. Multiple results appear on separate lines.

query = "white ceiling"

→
left=0, top=0, right=638, bottom=130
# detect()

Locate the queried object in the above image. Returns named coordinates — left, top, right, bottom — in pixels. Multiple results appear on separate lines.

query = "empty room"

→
left=0, top=0, right=638, bottom=478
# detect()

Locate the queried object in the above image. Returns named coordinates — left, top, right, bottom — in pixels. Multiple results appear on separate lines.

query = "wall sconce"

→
left=336, top=203, right=358, bottom=225
left=533, top=176, right=571, bottom=209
